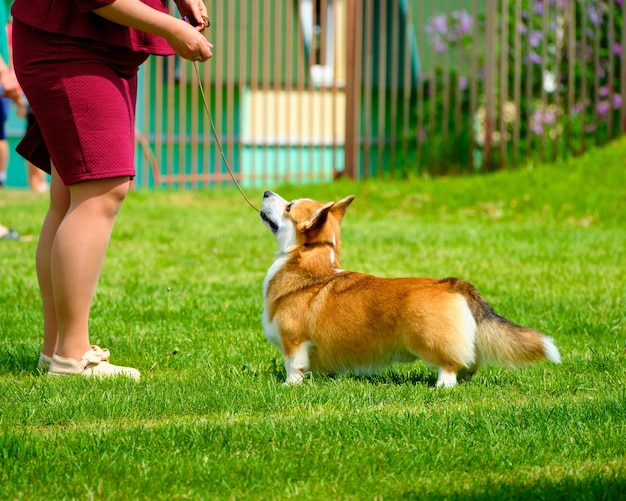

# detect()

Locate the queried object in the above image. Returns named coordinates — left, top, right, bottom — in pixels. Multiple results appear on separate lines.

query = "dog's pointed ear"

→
left=300, top=202, right=334, bottom=231
left=330, top=195, right=355, bottom=225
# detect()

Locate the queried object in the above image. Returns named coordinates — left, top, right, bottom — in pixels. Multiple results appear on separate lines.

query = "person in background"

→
left=11, top=0, right=213, bottom=379
left=0, top=222, right=19, bottom=239
left=0, top=0, right=23, bottom=188
left=0, top=1, right=22, bottom=239
left=5, top=19, right=49, bottom=192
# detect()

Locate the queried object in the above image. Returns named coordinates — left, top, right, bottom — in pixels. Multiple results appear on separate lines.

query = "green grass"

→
left=1, top=140, right=625, bottom=500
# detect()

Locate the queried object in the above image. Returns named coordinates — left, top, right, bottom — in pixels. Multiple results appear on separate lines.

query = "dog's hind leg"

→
left=284, top=341, right=313, bottom=384
left=436, top=367, right=459, bottom=388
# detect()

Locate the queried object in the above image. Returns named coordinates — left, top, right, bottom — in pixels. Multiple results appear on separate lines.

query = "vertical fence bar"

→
left=317, top=0, right=326, bottom=182
left=453, top=1, right=462, bottom=138
left=261, top=1, right=272, bottom=182
left=217, top=4, right=227, bottom=183
left=306, top=1, right=316, bottom=183
left=607, top=1, right=615, bottom=140
left=388, top=0, right=400, bottom=176
left=566, top=0, right=576, bottom=156
left=415, top=0, right=425, bottom=171
left=224, top=0, right=234, bottom=185
left=295, top=0, right=306, bottom=177
left=592, top=6, right=601, bottom=147
left=499, top=0, right=508, bottom=169
left=166, top=56, right=177, bottom=185
left=441, top=0, right=450, bottom=144
left=622, top=0, right=626, bottom=132
left=524, top=1, right=534, bottom=164
left=484, top=0, right=496, bottom=170
left=552, top=0, right=562, bottom=162
left=249, top=0, right=259, bottom=185
left=375, top=1, right=387, bottom=176
left=190, top=52, right=200, bottom=187
left=512, top=0, right=522, bottom=166
left=362, top=1, right=373, bottom=179
left=538, top=0, right=547, bottom=163
left=401, top=1, right=412, bottom=163
left=284, top=0, right=294, bottom=181
left=274, top=0, right=285, bottom=181
left=138, top=61, right=152, bottom=188
left=344, top=0, right=359, bottom=180
left=179, top=58, right=189, bottom=187
left=469, top=0, right=478, bottom=171
left=331, top=0, right=341, bottom=178
left=580, top=4, right=587, bottom=154
left=237, top=0, right=247, bottom=186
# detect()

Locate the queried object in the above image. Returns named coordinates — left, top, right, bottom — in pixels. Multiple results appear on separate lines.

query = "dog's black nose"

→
left=263, top=191, right=272, bottom=198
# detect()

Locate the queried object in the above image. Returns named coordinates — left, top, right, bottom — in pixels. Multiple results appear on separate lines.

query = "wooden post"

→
left=344, top=0, right=359, bottom=180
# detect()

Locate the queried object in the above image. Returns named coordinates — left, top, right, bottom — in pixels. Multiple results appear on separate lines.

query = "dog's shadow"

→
left=267, top=359, right=439, bottom=387
left=344, top=370, right=439, bottom=387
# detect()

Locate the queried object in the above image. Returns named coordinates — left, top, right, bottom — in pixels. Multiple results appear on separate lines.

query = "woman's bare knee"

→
left=69, top=176, right=131, bottom=218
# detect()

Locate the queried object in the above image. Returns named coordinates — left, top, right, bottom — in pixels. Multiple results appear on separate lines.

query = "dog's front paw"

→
left=285, top=370, right=307, bottom=385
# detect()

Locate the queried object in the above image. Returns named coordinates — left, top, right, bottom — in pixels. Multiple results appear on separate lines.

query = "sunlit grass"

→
left=1, top=141, right=625, bottom=499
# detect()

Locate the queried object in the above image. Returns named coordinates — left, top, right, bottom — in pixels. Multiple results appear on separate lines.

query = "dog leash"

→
left=191, top=60, right=260, bottom=212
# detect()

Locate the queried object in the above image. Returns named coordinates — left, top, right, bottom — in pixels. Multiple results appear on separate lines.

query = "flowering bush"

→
left=419, top=0, right=624, bottom=171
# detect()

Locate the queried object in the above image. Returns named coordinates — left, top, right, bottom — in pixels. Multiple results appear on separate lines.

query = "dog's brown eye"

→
left=285, top=203, right=293, bottom=213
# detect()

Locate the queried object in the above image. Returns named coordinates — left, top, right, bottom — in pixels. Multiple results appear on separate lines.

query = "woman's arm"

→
left=93, top=0, right=212, bottom=61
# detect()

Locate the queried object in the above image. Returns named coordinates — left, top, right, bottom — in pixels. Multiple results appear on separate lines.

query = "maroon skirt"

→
left=12, top=20, right=150, bottom=185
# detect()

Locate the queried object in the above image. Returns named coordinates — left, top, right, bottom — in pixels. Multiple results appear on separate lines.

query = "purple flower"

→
left=588, top=5, right=601, bottom=25
left=419, top=127, right=427, bottom=142
left=534, top=1, right=544, bottom=15
left=452, top=10, right=473, bottom=35
left=599, top=86, right=610, bottom=98
left=429, top=15, right=448, bottom=35
left=529, top=31, right=542, bottom=48
left=529, top=51, right=542, bottom=64
left=458, top=76, right=468, bottom=91
left=596, top=100, right=610, bottom=116
left=612, top=93, right=622, bottom=109
left=530, top=110, right=545, bottom=135
left=584, top=123, right=597, bottom=133
left=432, top=39, right=448, bottom=52
left=571, top=102, right=585, bottom=114
left=614, top=43, right=622, bottom=57
left=426, top=14, right=449, bottom=52
left=531, top=122, right=544, bottom=135
left=544, top=109, right=557, bottom=124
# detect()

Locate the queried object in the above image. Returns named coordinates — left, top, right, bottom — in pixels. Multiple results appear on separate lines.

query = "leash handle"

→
left=192, top=61, right=260, bottom=212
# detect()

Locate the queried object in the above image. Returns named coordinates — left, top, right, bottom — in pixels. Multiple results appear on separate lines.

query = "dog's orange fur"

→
left=260, top=192, right=560, bottom=387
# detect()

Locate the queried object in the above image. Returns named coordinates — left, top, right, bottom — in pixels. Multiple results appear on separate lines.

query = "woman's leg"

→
left=38, top=165, right=131, bottom=361
left=38, top=166, right=70, bottom=358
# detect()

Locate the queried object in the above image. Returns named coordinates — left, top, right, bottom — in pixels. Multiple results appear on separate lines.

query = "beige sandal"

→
left=48, top=346, right=140, bottom=381
left=37, top=353, right=52, bottom=371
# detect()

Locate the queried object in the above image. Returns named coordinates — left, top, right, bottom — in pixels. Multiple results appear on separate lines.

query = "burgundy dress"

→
left=11, top=0, right=175, bottom=185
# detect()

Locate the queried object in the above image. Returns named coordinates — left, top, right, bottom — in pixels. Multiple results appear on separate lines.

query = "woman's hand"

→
left=166, top=18, right=213, bottom=62
left=94, top=0, right=213, bottom=62
left=174, top=0, right=209, bottom=31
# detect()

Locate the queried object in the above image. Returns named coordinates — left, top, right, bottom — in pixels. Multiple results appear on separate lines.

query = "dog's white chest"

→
left=262, top=254, right=289, bottom=354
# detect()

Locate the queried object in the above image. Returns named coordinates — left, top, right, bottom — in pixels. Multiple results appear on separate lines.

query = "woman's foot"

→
left=48, top=346, right=140, bottom=381
left=38, top=353, right=53, bottom=371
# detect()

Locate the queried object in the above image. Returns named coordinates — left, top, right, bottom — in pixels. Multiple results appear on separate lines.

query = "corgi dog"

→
left=259, top=191, right=560, bottom=387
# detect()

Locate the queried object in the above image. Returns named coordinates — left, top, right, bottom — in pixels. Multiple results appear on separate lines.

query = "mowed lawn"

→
left=1, top=141, right=625, bottom=500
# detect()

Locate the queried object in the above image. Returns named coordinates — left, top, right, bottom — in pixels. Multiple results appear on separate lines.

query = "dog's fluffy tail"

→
left=444, top=278, right=561, bottom=369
